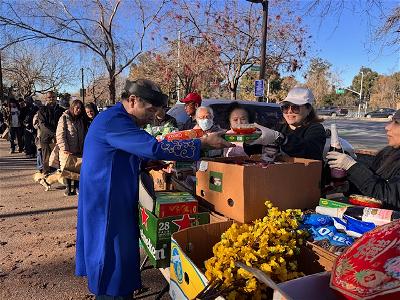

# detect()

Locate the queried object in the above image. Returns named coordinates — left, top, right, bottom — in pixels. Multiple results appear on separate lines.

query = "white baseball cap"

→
left=282, top=87, right=315, bottom=105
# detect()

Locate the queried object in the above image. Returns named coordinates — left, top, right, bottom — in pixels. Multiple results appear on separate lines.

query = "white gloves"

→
left=250, top=123, right=280, bottom=146
left=326, top=151, right=357, bottom=170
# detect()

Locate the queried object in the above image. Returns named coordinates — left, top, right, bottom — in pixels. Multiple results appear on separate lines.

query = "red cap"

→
left=180, top=92, right=202, bottom=105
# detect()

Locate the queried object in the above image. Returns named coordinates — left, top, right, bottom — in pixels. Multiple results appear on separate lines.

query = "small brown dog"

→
left=33, top=171, right=66, bottom=191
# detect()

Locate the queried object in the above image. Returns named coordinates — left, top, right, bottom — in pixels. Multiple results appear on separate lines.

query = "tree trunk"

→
left=229, top=82, right=237, bottom=100
left=109, top=73, right=116, bottom=104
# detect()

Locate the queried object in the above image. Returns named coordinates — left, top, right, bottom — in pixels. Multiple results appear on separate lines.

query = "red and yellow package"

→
left=164, top=128, right=204, bottom=141
left=330, top=219, right=400, bottom=299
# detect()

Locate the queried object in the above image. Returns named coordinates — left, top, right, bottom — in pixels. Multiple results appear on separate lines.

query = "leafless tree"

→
left=172, top=0, right=310, bottom=99
left=2, top=43, right=74, bottom=97
left=0, top=0, right=170, bottom=103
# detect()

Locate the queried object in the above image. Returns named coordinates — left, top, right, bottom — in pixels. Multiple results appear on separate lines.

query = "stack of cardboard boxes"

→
left=139, top=191, right=210, bottom=268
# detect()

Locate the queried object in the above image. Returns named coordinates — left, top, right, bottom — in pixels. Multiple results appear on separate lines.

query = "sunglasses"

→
left=281, top=103, right=302, bottom=114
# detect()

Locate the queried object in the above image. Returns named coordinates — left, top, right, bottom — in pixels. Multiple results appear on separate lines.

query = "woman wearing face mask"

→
left=193, top=106, right=221, bottom=133
left=56, top=99, right=87, bottom=196
left=224, top=102, right=253, bottom=157
left=327, top=110, right=400, bottom=210
left=245, top=87, right=326, bottom=161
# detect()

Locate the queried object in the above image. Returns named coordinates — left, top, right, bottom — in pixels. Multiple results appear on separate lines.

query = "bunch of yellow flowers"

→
left=204, top=201, right=306, bottom=299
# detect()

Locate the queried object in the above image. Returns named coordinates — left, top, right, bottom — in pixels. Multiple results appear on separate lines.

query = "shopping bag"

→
left=61, top=154, right=82, bottom=180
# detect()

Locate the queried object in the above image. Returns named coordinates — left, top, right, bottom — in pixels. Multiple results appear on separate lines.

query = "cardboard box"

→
left=139, top=204, right=209, bottom=245
left=139, top=203, right=209, bottom=268
left=154, top=192, right=198, bottom=218
left=169, top=221, right=332, bottom=300
left=150, top=170, right=172, bottom=191
left=140, top=228, right=171, bottom=268
left=196, top=157, right=322, bottom=223
left=273, top=272, right=338, bottom=300
left=304, top=241, right=338, bottom=272
left=169, top=221, right=233, bottom=300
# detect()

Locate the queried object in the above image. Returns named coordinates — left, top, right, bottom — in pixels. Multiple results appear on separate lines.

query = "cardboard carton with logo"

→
left=154, top=191, right=198, bottom=218
left=196, top=157, right=322, bottom=223
left=169, top=221, right=331, bottom=300
left=138, top=203, right=210, bottom=268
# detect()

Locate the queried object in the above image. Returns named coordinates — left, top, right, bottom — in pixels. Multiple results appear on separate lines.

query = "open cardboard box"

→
left=169, top=221, right=332, bottom=300
left=196, top=156, right=322, bottom=223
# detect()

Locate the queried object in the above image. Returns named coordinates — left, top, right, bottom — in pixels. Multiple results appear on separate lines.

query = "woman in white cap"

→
left=327, top=109, right=400, bottom=209
left=246, top=87, right=326, bottom=161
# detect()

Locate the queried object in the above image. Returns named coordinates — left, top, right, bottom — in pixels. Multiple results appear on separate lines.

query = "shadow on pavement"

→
left=0, top=206, right=78, bottom=218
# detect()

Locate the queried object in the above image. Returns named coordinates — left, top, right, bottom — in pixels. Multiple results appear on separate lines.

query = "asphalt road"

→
left=0, top=139, right=170, bottom=300
left=323, top=119, right=388, bottom=151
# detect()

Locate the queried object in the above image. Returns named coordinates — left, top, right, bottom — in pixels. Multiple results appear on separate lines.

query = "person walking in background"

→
left=84, top=102, right=99, bottom=126
left=37, top=91, right=64, bottom=174
left=7, top=98, right=24, bottom=154
left=56, top=99, right=86, bottom=196
left=23, top=97, right=39, bottom=158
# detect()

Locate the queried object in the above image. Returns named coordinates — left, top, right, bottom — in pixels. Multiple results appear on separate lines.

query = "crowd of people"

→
left=0, top=92, right=98, bottom=196
left=1, top=79, right=399, bottom=300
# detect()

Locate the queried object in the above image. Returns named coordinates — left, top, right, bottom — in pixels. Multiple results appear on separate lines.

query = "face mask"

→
left=198, top=119, right=213, bottom=131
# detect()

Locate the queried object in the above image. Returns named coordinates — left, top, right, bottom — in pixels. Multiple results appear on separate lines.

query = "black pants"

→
left=24, top=128, right=36, bottom=155
left=9, top=127, right=24, bottom=152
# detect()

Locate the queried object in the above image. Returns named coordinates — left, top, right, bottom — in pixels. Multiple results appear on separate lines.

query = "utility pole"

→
left=259, top=0, right=268, bottom=101
left=0, top=50, right=4, bottom=104
left=357, top=71, right=364, bottom=118
left=176, top=31, right=181, bottom=102
left=247, top=0, right=269, bottom=102
left=81, top=67, right=85, bottom=104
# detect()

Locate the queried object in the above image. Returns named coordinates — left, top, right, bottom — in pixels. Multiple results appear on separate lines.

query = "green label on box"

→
left=139, top=204, right=209, bottom=245
left=319, top=198, right=353, bottom=208
left=224, top=133, right=261, bottom=142
left=140, top=228, right=171, bottom=268
left=209, top=171, right=223, bottom=192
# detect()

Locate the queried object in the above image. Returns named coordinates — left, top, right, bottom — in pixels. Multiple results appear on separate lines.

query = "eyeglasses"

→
left=281, top=103, right=301, bottom=114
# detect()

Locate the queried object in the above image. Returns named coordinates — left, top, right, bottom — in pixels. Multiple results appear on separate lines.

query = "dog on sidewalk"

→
left=33, top=171, right=67, bottom=191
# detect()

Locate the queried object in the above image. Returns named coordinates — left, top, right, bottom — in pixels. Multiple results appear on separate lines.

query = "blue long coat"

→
left=75, top=102, right=200, bottom=296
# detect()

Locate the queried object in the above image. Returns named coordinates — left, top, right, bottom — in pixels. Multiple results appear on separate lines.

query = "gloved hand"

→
left=249, top=123, right=280, bottom=146
left=326, top=151, right=357, bottom=170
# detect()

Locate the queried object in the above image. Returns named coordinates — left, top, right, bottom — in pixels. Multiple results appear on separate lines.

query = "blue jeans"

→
left=36, top=149, right=43, bottom=171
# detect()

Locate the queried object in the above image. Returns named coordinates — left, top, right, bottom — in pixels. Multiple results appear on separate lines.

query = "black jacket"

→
left=37, top=104, right=65, bottom=144
left=180, top=117, right=197, bottom=131
left=347, top=147, right=400, bottom=210
left=244, top=122, right=326, bottom=161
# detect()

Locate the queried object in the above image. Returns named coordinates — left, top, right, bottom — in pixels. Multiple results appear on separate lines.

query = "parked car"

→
left=167, top=99, right=355, bottom=159
left=317, top=106, right=348, bottom=117
left=167, top=99, right=282, bottom=130
left=364, top=108, right=396, bottom=119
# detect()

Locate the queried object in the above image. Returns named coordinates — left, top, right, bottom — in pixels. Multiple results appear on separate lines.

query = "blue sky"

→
left=298, top=0, right=399, bottom=87
left=59, top=0, right=399, bottom=93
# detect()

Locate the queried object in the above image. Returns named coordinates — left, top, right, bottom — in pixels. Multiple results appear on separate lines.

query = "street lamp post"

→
left=81, top=67, right=85, bottom=104
left=247, top=0, right=269, bottom=102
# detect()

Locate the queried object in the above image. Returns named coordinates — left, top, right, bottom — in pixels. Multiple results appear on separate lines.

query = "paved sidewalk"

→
left=0, top=139, right=170, bottom=299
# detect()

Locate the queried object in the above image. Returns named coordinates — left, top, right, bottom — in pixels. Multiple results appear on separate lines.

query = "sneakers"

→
left=9, top=149, right=15, bottom=154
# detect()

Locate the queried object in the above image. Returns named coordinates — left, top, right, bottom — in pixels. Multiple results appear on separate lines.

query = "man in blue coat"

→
left=75, top=79, right=232, bottom=299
